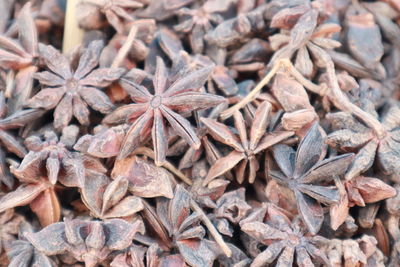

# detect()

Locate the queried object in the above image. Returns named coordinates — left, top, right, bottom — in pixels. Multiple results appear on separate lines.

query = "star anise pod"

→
left=13, top=125, right=106, bottom=187
left=80, top=174, right=144, bottom=219
left=0, top=209, right=23, bottom=264
left=7, top=222, right=57, bottom=267
left=240, top=203, right=330, bottom=266
left=25, top=218, right=144, bottom=267
left=0, top=128, right=107, bottom=226
left=330, top=175, right=396, bottom=230
left=205, top=4, right=267, bottom=48
left=189, top=160, right=229, bottom=209
left=0, top=2, right=39, bottom=111
left=346, top=176, right=396, bottom=208
left=326, top=103, right=400, bottom=179
left=174, top=3, right=224, bottom=54
left=271, top=72, right=318, bottom=132
left=214, top=188, right=251, bottom=224
left=228, top=38, right=271, bottom=74
left=141, top=185, right=218, bottom=267
left=111, top=155, right=174, bottom=199
left=201, top=101, right=294, bottom=184
left=103, top=57, right=225, bottom=165
left=270, top=123, right=354, bottom=234
left=325, top=235, right=385, bottom=267
left=110, top=243, right=162, bottom=267
left=27, top=40, right=124, bottom=130
left=269, top=8, right=341, bottom=79
left=78, top=0, right=144, bottom=34
left=0, top=92, right=44, bottom=188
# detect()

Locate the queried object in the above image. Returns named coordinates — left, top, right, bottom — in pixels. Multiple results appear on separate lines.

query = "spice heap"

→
left=1, top=0, right=400, bottom=266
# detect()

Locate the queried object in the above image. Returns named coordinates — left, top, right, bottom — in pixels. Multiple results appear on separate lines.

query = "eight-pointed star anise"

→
left=201, top=101, right=294, bottom=185
left=27, top=40, right=124, bottom=130
left=270, top=123, right=354, bottom=234
left=79, top=0, right=144, bottom=34
left=26, top=218, right=144, bottom=267
left=0, top=92, right=44, bottom=188
left=240, top=203, right=331, bottom=267
left=174, top=3, right=224, bottom=54
left=326, top=104, right=400, bottom=179
left=103, top=57, right=225, bottom=165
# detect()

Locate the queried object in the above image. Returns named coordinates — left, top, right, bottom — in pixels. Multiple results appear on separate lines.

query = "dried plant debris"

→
left=1, top=0, right=400, bottom=266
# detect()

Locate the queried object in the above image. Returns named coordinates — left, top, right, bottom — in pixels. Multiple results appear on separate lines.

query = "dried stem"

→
left=111, top=25, right=138, bottom=68
left=133, top=147, right=193, bottom=185
left=219, top=59, right=283, bottom=120
left=316, top=49, right=386, bottom=138
left=190, top=199, right=232, bottom=257
left=5, top=70, right=15, bottom=98
left=63, top=0, right=84, bottom=53
left=222, top=44, right=386, bottom=139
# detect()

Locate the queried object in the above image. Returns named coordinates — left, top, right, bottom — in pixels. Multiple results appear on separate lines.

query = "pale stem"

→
left=63, top=0, right=84, bottom=53
left=5, top=70, right=15, bottom=98
left=111, top=25, right=138, bottom=68
left=190, top=199, right=232, bottom=257
left=219, top=59, right=283, bottom=120
left=133, top=147, right=193, bottom=185
left=323, top=57, right=386, bottom=138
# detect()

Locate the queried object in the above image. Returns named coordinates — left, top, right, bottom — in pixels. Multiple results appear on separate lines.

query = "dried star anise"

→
left=28, top=40, right=124, bottom=130
left=201, top=101, right=293, bottom=184
left=0, top=2, right=39, bottom=111
left=111, top=155, right=174, bottom=199
left=0, top=127, right=107, bottom=226
left=214, top=188, right=251, bottom=224
left=0, top=92, right=44, bottom=188
left=326, top=103, right=400, bottom=179
left=240, top=203, right=331, bottom=266
left=77, top=0, right=144, bottom=34
left=330, top=175, right=396, bottom=230
left=269, top=8, right=341, bottom=79
left=270, top=123, right=354, bottom=234
left=174, top=3, right=224, bottom=54
left=0, top=209, right=23, bottom=264
left=142, top=185, right=218, bottom=267
left=80, top=174, right=144, bottom=219
left=325, top=235, right=385, bottom=267
left=26, top=218, right=144, bottom=267
left=103, top=57, right=225, bottom=165
left=7, top=222, right=57, bottom=267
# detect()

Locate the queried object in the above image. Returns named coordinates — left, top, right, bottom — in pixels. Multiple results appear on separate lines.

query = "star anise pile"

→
left=1, top=0, right=400, bottom=266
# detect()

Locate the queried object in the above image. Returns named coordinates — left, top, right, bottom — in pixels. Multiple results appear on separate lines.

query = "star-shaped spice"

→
left=155, top=185, right=218, bottom=267
left=78, top=0, right=144, bottom=33
left=0, top=2, right=39, bottom=111
left=0, top=209, right=23, bottom=263
left=330, top=175, right=396, bottom=230
left=13, top=126, right=105, bottom=187
left=27, top=40, right=124, bottom=130
left=80, top=174, right=144, bottom=219
left=103, top=57, right=225, bottom=165
left=240, top=203, right=331, bottom=266
left=270, top=123, right=354, bottom=234
left=201, top=101, right=294, bottom=184
left=0, top=127, right=107, bottom=226
left=325, top=235, right=385, bottom=266
left=0, top=92, right=44, bottom=188
left=174, top=3, right=224, bottom=53
left=25, top=218, right=144, bottom=267
left=326, top=104, right=400, bottom=179
left=7, top=222, right=57, bottom=267
left=269, top=8, right=341, bottom=78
